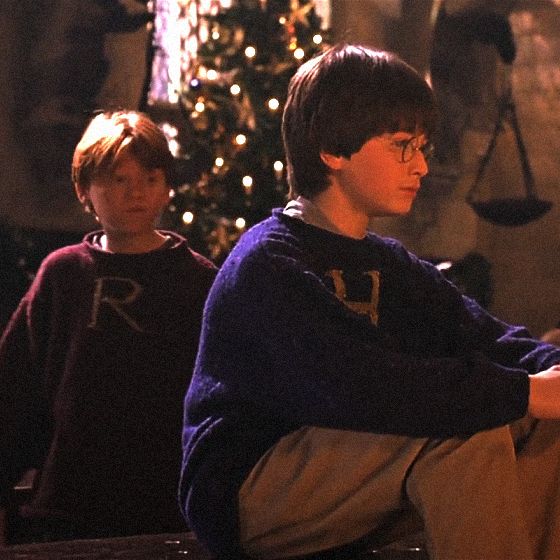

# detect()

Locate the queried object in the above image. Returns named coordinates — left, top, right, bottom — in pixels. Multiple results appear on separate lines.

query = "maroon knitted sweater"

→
left=0, top=230, right=216, bottom=538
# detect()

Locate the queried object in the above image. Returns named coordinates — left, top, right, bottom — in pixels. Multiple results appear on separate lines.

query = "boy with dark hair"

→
left=180, top=45, right=560, bottom=559
left=0, top=110, right=216, bottom=544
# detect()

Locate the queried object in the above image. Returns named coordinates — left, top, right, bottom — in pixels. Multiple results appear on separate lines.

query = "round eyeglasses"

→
left=390, top=136, right=435, bottom=163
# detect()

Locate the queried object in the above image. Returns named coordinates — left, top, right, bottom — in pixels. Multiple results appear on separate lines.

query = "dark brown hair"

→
left=282, top=44, right=437, bottom=198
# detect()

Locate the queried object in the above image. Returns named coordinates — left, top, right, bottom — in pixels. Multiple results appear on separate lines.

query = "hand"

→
left=528, top=365, right=560, bottom=419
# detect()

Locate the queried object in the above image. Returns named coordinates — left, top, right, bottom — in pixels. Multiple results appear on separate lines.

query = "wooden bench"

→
left=0, top=532, right=213, bottom=559
left=0, top=532, right=428, bottom=559
left=2, top=478, right=427, bottom=559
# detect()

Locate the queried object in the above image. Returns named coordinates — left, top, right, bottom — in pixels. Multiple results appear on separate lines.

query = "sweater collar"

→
left=283, top=196, right=361, bottom=238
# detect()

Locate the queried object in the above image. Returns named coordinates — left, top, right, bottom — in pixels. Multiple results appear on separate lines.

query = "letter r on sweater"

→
left=89, top=276, right=143, bottom=332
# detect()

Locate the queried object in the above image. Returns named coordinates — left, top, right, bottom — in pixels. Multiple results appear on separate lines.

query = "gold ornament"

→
left=287, top=0, right=314, bottom=28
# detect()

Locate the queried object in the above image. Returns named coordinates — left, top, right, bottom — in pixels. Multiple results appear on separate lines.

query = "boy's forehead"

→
left=110, top=152, right=144, bottom=171
left=111, top=143, right=145, bottom=166
left=92, top=151, right=136, bottom=179
left=112, top=149, right=136, bottom=166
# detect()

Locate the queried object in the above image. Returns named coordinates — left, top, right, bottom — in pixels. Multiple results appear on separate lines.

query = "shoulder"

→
left=366, top=231, right=442, bottom=276
left=236, top=210, right=318, bottom=261
left=221, top=214, right=308, bottom=278
left=16, top=241, right=92, bottom=308
left=188, top=249, right=218, bottom=273
left=185, top=249, right=218, bottom=292
left=159, top=230, right=218, bottom=281
left=366, top=232, right=413, bottom=262
left=36, top=241, right=93, bottom=278
left=207, top=216, right=293, bottom=292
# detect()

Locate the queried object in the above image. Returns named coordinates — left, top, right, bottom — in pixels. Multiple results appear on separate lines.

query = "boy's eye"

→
left=391, top=139, right=410, bottom=149
left=386, top=136, right=432, bottom=163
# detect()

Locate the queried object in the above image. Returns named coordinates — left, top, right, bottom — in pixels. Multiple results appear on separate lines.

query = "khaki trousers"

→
left=239, top=417, right=560, bottom=559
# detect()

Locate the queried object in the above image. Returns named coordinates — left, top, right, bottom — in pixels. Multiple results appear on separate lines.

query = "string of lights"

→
left=148, top=0, right=331, bottom=262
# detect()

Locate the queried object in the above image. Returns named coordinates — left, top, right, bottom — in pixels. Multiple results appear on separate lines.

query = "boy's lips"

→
left=401, top=184, right=420, bottom=194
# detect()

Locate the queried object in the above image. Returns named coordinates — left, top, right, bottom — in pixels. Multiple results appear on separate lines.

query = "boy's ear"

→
left=74, top=183, right=94, bottom=214
left=74, top=183, right=88, bottom=205
left=320, top=151, right=344, bottom=170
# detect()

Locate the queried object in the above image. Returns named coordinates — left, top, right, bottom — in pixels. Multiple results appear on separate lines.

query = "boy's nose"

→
left=128, top=177, right=146, bottom=194
left=410, top=150, right=429, bottom=177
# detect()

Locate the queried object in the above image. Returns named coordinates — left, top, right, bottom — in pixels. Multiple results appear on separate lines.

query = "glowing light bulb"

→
left=215, top=157, right=224, bottom=167
left=279, top=16, right=286, bottom=24
left=230, top=84, right=241, bottom=96
left=161, top=122, right=178, bottom=138
left=207, top=69, right=218, bottom=80
left=168, top=139, right=180, bottom=157
left=267, top=98, right=280, bottom=111
left=194, top=101, right=205, bottom=112
left=242, top=176, right=253, bottom=193
left=182, top=211, right=194, bottom=225
left=235, top=133, right=247, bottom=146
left=313, top=34, right=323, bottom=45
left=235, top=217, right=246, bottom=230
left=294, top=48, right=305, bottom=60
left=245, top=46, right=256, bottom=58
left=273, top=160, right=284, bottom=181
left=212, top=31, right=220, bottom=40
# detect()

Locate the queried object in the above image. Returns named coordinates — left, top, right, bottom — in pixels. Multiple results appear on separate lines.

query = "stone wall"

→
left=479, top=3, right=560, bottom=335
left=0, top=0, right=149, bottom=232
left=331, top=0, right=560, bottom=336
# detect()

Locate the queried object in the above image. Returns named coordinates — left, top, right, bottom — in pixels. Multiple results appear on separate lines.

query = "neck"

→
left=100, top=230, right=167, bottom=254
left=310, top=188, right=369, bottom=239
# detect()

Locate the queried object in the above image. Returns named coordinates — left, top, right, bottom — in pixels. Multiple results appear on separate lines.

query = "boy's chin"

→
left=369, top=206, right=413, bottom=219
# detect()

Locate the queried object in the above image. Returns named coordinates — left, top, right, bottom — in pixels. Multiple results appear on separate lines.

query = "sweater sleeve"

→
left=0, top=268, right=51, bottom=506
left=386, top=240, right=560, bottom=376
left=194, top=244, right=559, bottom=438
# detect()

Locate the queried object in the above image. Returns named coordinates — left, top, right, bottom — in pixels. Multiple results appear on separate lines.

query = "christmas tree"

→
left=160, top=0, right=331, bottom=262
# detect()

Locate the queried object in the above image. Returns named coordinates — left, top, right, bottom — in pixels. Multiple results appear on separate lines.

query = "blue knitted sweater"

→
left=180, top=209, right=560, bottom=556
